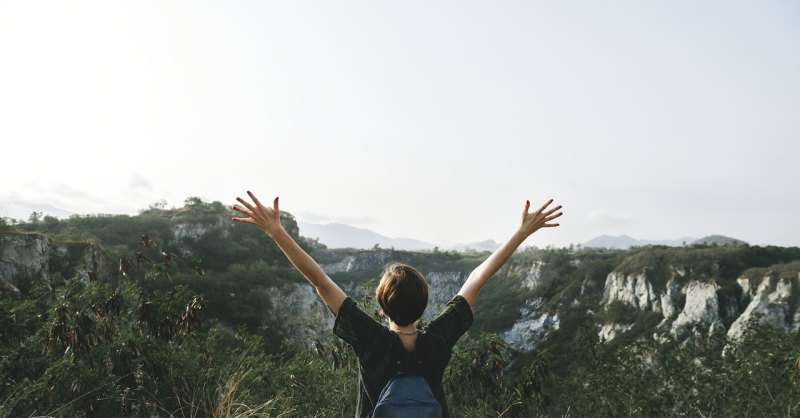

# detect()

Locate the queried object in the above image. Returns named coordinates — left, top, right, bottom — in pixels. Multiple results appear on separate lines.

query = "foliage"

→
left=3, top=201, right=800, bottom=416
left=0, top=277, right=357, bottom=417
left=597, top=300, right=640, bottom=324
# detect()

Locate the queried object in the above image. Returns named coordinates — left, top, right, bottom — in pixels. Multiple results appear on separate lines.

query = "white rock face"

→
left=737, top=277, right=754, bottom=301
left=0, top=233, right=116, bottom=296
left=602, top=271, right=658, bottom=311
left=522, top=261, right=545, bottom=290
left=727, top=274, right=794, bottom=340
left=671, top=281, right=720, bottom=338
left=598, top=323, right=633, bottom=342
left=0, top=234, right=49, bottom=285
left=501, top=299, right=559, bottom=351
left=659, top=279, right=682, bottom=320
left=173, top=223, right=210, bottom=241
left=425, top=271, right=465, bottom=318
left=793, top=310, right=800, bottom=332
left=322, top=256, right=358, bottom=274
left=267, top=283, right=336, bottom=339
left=320, top=251, right=392, bottom=274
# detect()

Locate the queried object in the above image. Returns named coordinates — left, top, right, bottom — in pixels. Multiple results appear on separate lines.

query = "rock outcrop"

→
left=521, top=261, right=545, bottom=290
left=0, top=232, right=117, bottom=296
left=320, top=251, right=392, bottom=275
left=598, top=323, right=633, bottom=342
left=268, top=283, right=337, bottom=339
left=727, top=273, right=796, bottom=340
left=597, top=263, right=800, bottom=344
left=601, top=272, right=659, bottom=311
left=501, top=298, right=560, bottom=351
left=670, top=281, right=721, bottom=339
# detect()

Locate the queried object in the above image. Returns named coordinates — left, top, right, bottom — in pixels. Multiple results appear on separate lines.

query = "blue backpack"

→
left=371, top=334, right=442, bottom=418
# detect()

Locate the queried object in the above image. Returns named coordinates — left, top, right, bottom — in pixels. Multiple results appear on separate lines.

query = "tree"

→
left=28, top=211, right=42, bottom=223
left=185, top=196, right=205, bottom=207
left=148, top=199, right=168, bottom=211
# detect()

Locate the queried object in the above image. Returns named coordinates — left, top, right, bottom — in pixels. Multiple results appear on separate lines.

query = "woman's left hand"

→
left=232, top=191, right=283, bottom=236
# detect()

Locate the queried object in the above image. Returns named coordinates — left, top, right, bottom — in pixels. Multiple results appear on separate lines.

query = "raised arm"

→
left=232, top=191, right=347, bottom=315
left=457, top=199, right=562, bottom=306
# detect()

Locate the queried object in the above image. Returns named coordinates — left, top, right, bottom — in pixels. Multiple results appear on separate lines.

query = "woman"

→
left=232, top=191, right=562, bottom=417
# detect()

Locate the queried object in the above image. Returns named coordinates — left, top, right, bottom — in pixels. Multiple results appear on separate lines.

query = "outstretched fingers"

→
left=232, top=204, right=252, bottom=216
left=231, top=204, right=254, bottom=223
left=232, top=215, right=255, bottom=224
left=544, top=211, right=563, bottom=222
left=247, top=191, right=265, bottom=209
left=236, top=196, right=257, bottom=213
left=541, top=209, right=563, bottom=228
left=543, top=205, right=563, bottom=217
left=535, top=199, right=554, bottom=215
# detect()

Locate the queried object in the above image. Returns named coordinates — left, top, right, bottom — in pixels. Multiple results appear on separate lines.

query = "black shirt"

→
left=333, top=295, right=474, bottom=418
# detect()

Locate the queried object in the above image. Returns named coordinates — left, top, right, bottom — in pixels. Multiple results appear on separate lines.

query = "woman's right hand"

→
left=519, top=199, right=562, bottom=237
left=232, top=191, right=283, bottom=236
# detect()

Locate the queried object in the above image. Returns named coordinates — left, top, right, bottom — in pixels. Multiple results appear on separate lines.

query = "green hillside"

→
left=2, top=199, right=800, bottom=417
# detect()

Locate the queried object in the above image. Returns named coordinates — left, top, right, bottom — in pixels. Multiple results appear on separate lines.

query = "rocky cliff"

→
left=0, top=232, right=117, bottom=296
left=596, top=260, right=800, bottom=344
left=4, top=209, right=800, bottom=357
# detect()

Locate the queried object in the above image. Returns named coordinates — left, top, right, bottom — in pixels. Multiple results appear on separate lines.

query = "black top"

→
left=333, top=295, right=474, bottom=418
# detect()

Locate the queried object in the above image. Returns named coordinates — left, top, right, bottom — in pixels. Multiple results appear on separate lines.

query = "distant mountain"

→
left=691, top=235, right=748, bottom=246
left=447, top=240, right=501, bottom=252
left=0, top=199, right=72, bottom=220
left=583, top=234, right=697, bottom=249
left=298, top=222, right=435, bottom=251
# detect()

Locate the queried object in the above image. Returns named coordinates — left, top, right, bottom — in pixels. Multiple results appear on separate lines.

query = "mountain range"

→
left=1, top=198, right=745, bottom=252
left=299, top=222, right=744, bottom=251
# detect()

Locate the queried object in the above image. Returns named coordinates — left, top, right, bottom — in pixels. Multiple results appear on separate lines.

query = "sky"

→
left=1, top=1, right=798, bottom=248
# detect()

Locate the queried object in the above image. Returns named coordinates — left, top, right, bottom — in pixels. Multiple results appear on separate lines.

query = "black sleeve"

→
left=333, top=297, right=387, bottom=358
left=424, top=295, right=474, bottom=350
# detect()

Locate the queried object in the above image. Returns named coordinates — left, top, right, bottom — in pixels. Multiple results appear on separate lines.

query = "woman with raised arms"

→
left=232, top=191, right=562, bottom=418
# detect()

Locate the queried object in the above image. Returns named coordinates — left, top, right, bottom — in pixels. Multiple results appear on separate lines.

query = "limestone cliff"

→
left=601, top=271, right=660, bottom=312
left=727, top=270, right=800, bottom=340
left=597, top=261, right=800, bottom=343
left=5, top=215, right=800, bottom=357
left=0, top=232, right=117, bottom=296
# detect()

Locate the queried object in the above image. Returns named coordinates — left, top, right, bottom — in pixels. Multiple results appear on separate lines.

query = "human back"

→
left=334, top=291, right=473, bottom=417
left=333, top=262, right=474, bottom=417
left=372, top=331, right=442, bottom=418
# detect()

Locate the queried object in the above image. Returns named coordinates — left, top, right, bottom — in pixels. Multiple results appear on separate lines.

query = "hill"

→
left=298, top=221, right=435, bottom=250
left=583, top=234, right=696, bottom=249
left=2, top=198, right=800, bottom=417
left=691, top=234, right=748, bottom=246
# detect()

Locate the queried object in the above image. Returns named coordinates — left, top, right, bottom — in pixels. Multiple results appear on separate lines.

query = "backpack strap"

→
left=394, top=331, right=426, bottom=375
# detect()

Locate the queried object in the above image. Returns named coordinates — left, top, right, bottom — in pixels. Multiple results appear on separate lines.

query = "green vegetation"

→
left=0, top=275, right=360, bottom=417
left=2, top=201, right=800, bottom=416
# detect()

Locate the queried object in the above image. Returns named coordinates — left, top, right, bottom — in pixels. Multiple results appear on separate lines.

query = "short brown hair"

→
left=375, top=263, right=429, bottom=326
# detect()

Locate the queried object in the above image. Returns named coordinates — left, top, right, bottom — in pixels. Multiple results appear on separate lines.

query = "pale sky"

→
left=1, top=1, right=798, bottom=248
